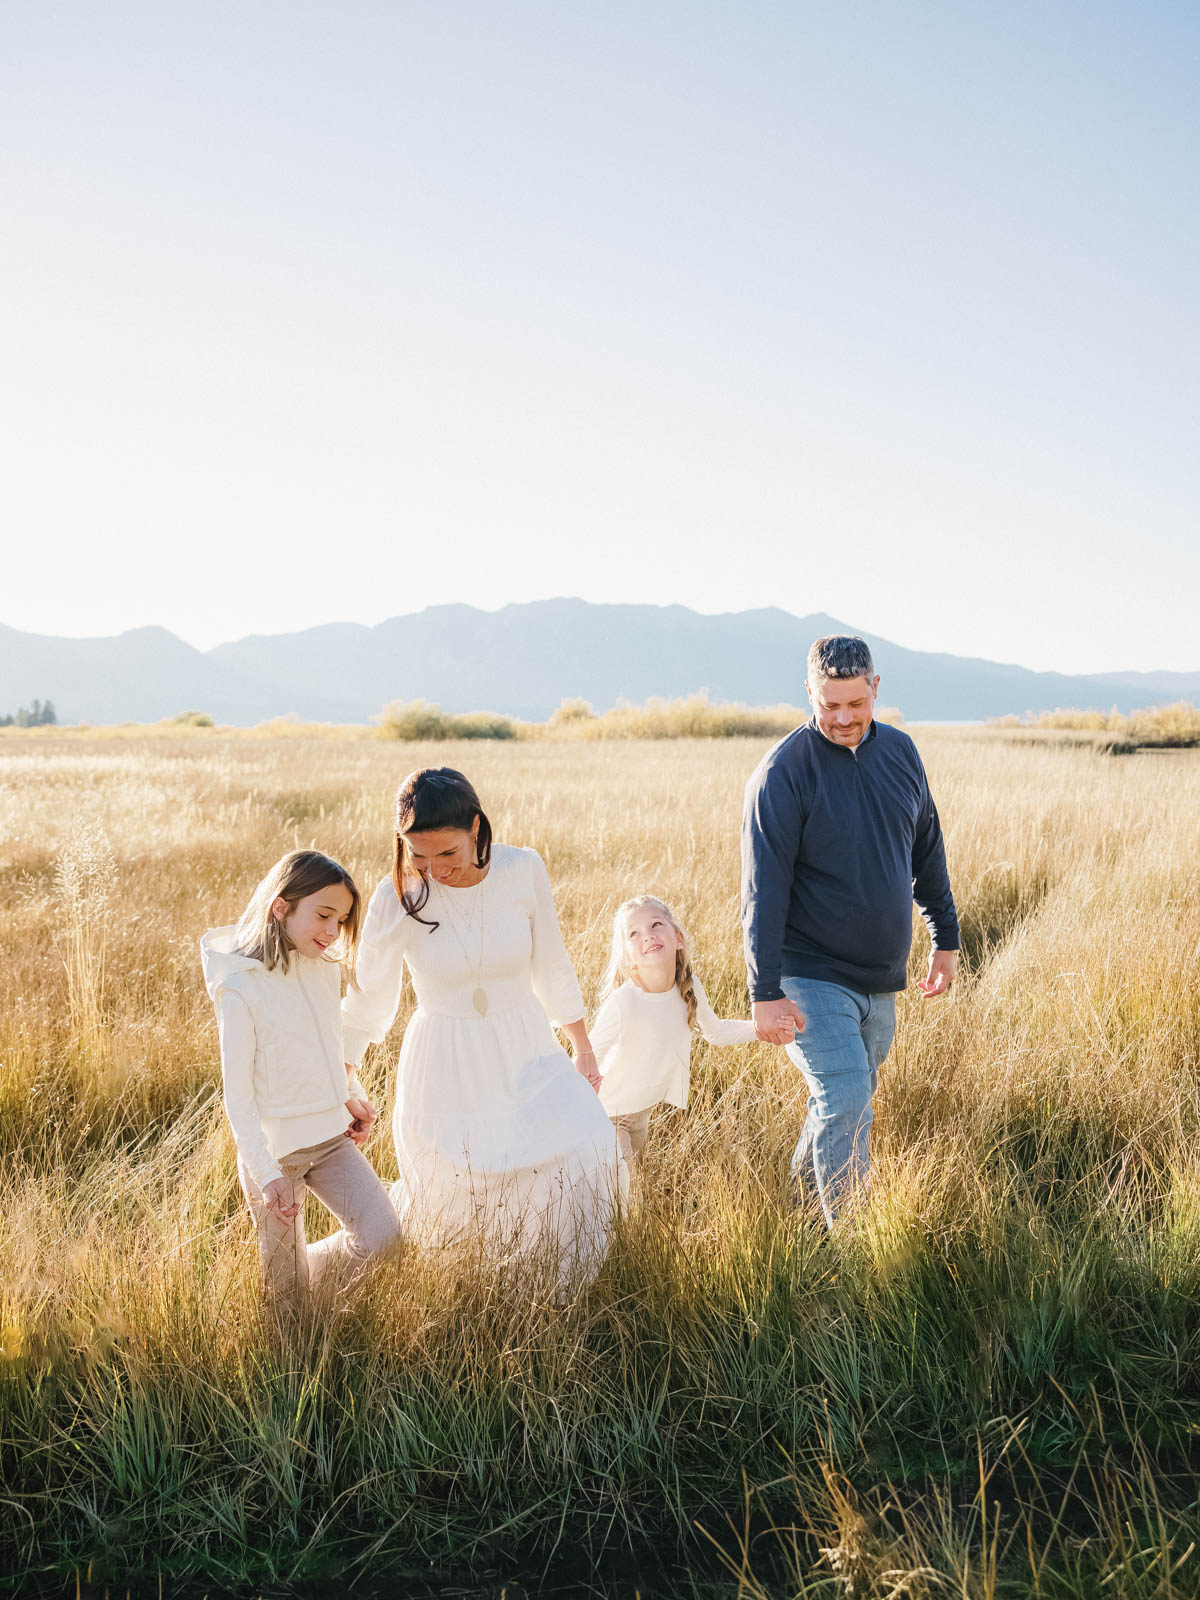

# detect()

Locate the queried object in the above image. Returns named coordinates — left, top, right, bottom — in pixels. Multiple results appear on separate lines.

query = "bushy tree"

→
left=2, top=699, right=57, bottom=727
left=375, top=699, right=517, bottom=740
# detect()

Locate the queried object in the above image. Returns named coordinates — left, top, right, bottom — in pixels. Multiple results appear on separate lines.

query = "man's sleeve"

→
left=741, top=755, right=803, bottom=1003
left=911, top=764, right=960, bottom=952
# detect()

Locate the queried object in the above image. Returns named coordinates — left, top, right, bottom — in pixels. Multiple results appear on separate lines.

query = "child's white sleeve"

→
left=589, top=992, right=623, bottom=1073
left=217, top=989, right=282, bottom=1190
left=342, top=879, right=412, bottom=1067
left=693, top=977, right=758, bottom=1046
left=528, top=851, right=586, bottom=1027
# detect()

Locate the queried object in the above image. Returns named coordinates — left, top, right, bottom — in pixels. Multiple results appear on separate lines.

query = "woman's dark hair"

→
left=391, top=767, right=493, bottom=927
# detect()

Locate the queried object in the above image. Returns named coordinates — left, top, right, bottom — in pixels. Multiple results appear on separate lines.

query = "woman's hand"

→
left=560, top=1019, right=602, bottom=1091
left=572, top=1048, right=602, bottom=1092
left=262, top=1177, right=301, bottom=1223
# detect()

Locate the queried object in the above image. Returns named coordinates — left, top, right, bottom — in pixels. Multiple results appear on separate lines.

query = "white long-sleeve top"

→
left=200, top=928, right=366, bottom=1189
left=591, top=976, right=757, bottom=1116
left=341, top=844, right=585, bottom=1065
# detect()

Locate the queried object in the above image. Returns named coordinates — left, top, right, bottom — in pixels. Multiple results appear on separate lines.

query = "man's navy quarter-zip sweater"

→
left=741, top=719, right=960, bottom=1000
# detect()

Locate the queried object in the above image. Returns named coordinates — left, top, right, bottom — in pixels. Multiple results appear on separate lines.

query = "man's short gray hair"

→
left=806, top=634, right=876, bottom=685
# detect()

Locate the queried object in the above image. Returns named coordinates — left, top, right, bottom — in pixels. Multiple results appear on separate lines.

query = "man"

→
left=741, top=634, right=959, bottom=1225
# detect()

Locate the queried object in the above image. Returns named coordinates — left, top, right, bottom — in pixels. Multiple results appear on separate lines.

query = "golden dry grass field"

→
left=1, top=728, right=1199, bottom=1597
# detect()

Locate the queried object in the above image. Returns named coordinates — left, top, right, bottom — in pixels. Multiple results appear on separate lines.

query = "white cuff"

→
left=245, top=1156, right=285, bottom=1192
left=342, top=1026, right=372, bottom=1068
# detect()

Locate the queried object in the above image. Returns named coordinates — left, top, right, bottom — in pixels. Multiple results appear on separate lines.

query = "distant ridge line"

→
left=1, top=601, right=1196, bottom=726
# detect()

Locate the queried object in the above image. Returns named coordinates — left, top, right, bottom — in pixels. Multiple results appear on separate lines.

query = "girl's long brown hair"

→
left=235, top=849, right=362, bottom=983
left=391, top=767, right=493, bottom=929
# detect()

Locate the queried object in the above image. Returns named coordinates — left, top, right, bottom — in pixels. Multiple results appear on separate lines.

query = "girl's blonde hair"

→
left=235, top=850, right=362, bottom=984
left=602, top=895, right=698, bottom=1030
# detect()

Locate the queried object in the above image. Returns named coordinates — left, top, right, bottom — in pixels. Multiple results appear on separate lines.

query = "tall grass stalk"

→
left=53, top=820, right=116, bottom=1061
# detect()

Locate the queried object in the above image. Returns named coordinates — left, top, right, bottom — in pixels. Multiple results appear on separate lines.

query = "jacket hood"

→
left=200, top=926, right=265, bottom=1000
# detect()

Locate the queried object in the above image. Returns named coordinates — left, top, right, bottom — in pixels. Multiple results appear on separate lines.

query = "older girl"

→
left=201, top=850, right=399, bottom=1299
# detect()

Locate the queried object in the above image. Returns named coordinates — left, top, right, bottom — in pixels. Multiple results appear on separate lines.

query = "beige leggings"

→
left=611, top=1107, right=652, bottom=1168
left=240, top=1134, right=400, bottom=1299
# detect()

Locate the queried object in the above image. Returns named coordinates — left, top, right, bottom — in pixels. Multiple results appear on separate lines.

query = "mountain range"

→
left=1, top=602, right=1196, bottom=726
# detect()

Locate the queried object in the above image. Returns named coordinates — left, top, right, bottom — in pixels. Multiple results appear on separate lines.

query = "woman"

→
left=342, top=767, right=625, bottom=1281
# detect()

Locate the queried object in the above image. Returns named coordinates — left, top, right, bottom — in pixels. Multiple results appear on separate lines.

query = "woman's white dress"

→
left=342, top=844, right=624, bottom=1276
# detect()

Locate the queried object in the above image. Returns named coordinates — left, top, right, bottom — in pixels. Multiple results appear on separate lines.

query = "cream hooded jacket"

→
left=200, top=928, right=367, bottom=1189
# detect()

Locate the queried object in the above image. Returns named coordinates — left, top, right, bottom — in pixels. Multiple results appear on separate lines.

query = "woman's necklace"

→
left=436, top=877, right=488, bottom=1017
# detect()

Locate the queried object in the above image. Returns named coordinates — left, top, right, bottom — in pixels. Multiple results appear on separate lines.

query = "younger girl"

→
left=591, top=896, right=758, bottom=1167
left=201, top=850, right=400, bottom=1299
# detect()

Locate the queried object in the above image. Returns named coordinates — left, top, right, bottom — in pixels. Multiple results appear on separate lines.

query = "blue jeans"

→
left=781, top=976, right=897, bottom=1227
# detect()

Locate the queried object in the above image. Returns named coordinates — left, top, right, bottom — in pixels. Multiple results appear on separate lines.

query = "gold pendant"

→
left=472, top=986, right=488, bottom=1018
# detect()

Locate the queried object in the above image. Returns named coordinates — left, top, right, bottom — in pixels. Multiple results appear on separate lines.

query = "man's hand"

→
left=753, top=998, right=806, bottom=1045
left=262, top=1176, right=301, bottom=1223
left=918, top=949, right=958, bottom=1000
left=344, top=1095, right=379, bottom=1147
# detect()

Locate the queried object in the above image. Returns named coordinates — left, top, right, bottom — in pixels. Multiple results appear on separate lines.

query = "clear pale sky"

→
left=2, top=2, right=1196, bottom=673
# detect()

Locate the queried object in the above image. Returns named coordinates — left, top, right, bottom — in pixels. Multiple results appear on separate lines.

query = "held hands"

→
left=572, top=1047, right=602, bottom=1093
left=753, top=998, right=806, bottom=1046
left=918, top=949, right=958, bottom=1000
left=344, top=1095, right=379, bottom=1147
left=262, top=1176, right=301, bottom=1224
left=560, top=1020, right=602, bottom=1092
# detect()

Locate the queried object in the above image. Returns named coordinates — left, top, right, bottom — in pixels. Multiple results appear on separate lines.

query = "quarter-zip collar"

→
left=808, top=717, right=878, bottom=759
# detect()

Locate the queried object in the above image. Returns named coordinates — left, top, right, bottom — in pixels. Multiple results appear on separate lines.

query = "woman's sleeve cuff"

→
left=342, top=1027, right=372, bottom=1068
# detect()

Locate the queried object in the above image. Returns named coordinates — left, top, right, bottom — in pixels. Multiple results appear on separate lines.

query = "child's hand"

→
left=344, top=1095, right=378, bottom=1147
left=262, top=1177, right=301, bottom=1223
left=572, top=1048, right=602, bottom=1092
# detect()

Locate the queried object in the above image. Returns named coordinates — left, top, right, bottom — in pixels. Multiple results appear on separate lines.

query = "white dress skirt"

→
left=342, top=844, right=625, bottom=1280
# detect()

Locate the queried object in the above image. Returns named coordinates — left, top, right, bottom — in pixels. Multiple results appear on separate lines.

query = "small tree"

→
left=4, top=699, right=59, bottom=727
left=377, top=699, right=452, bottom=740
left=548, top=697, right=596, bottom=728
